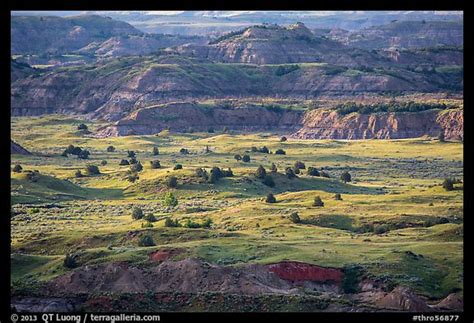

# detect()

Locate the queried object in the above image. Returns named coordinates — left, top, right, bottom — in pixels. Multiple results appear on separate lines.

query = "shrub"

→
left=86, top=165, right=100, bottom=175
left=374, top=224, right=390, bottom=235
left=242, top=155, right=251, bottom=163
left=138, top=235, right=155, bottom=247
left=293, top=168, right=300, bottom=174
left=150, top=160, right=161, bottom=169
left=61, top=150, right=68, bottom=157
left=265, top=193, right=277, bottom=203
left=320, top=171, right=330, bottom=178
left=71, top=146, right=83, bottom=156
left=101, top=160, right=107, bottom=166
left=342, top=265, right=362, bottom=294
left=129, top=157, right=137, bottom=164
left=127, top=150, right=136, bottom=158
left=275, top=149, right=286, bottom=155
left=251, top=146, right=258, bottom=152
left=78, top=150, right=90, bottom=159
left=132, top=207, right=144, bottom=220
left=340, top=171, right=351, bottom=183
left=222, top=168, right=234, bottom=177
left=127, top=173, right=139, bottom=182
left=119, top=159, right=130, bottom=166
left=183, top=219, right=201, bottom=228
left=12, top=164, right=22, bottom=173
left=256, top=165, right=267, bottom=179
left=167, top=176, right=178, bottom=188
left=153, top=147, right=159, bottom=155
left=180, top=148, right=189, bottom=155
left=442, top=178, right=455, bottom=191
left=280, top=136, right=287, bottom=142
left=131, top=162, right=143, bottom=173
left=207, top=127, right=214, bottom=133
left=289, top=212, right=301, bottom=223
left=270, top=163, right=278, bottom=173
left=285, top=167, right=296, bottom=179
left=26, top=171, right=39, bottom=182
left=77, top=123, right=88, bottom=130
left=294, top=161, right=306, bottom=170
left=63, top=254, right=77, bottom=268
left=75, top=170, right=83, bottom=178
left=263, top=175, right=275, bottom=187
left=259, top=146, right=270, bottom=154
left=164, top=218, right=180, bottom=227
left=234, top=154, right=242, bottom=161
left=195, top=168, right=209, bottom=181
left=334, top=193, right=343, bottom=200
left=313, top=196, right=324, bottom=207
left=174, top=164, right=183, bottom=170
left=106, top=145, right=115, bottom=152
left=144, top=214, right=157, bottom=223
left=438, top=131, right=446, bottom=142
left=201, top=218, right=213, bottom=228
left=307, top=167, right=320, bottom=176
left=163, top=192, right=178, bottom=207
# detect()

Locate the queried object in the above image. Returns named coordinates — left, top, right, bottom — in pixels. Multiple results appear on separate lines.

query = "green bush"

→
left=119, top=159, right=130, bottom=166
left=164, top=218, right=180, bottom=227
left=153, top=147, right=159, bottom=155
left=100, top=160, right=107, bottom=166
left=127, top=150, right=136, bottom=158
left=106, top=145, right=115, bottom=152
left=86, top=165, right=100, bottom=175
left=144, top=214, right=157, bottom=223
left=289, top=212, right=301, bottom=223
left=167, top=176, right=178, bottom=188
left=307, top=167, right=320, bottom=176
left=63, top=254, right=78, bottom=268
left=242, top=155, right=251, bottom=163
left=280, top=136, right=287, bottom=142
left=266, top=193, right=277, bottom=203
left=374, top=224, right=390, bottom=234
left=180, top=148, right=189, bottom=155
left=234, top=154, right=242, bottom=161
left=150, top=160, right=161, bottom=169
left=77, top=123, right=88, bottom=130
left=340, top=171, right=351, bottom=183
left=163, top=192, right=178, bottom=207
left=131, top=162, right=143, bottom=172
left=174, top=164, right=183, bottom=170
left=138, top=235, right=155, bottom=247
left=132, top=207, right=144, bottom=220
left=334, top=193, right=343, bottom=200
left=12, top=164, right=23, bottom=173
left=442, top=178, right=455, bottom=191
left=294, top=161, right=306, bottom=170
left=342, top=265, right=362, bottom=294
left=313, top=196, right=324, bottom=207
left=256, top=165, right=267, bottom=179
left=75, top=170, right=83, bottom=178
left=275, top=149, right=286, bottom=155
left=270, top=163, right=278, bottom=173
left=285, top=167, right=296, bottom=179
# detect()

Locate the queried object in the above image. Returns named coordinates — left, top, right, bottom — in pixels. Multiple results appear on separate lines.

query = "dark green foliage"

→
left=280, top=136, right=287, bottom=142
left=195, top=168, right=209, bottom=181
left=307, top=167, right=320, bottom=176
left=289, top=212, right=301, bottom=224
left=221, top=168, right=234, bottom=177
left=167, top=176, right=178, bottom=188
left=25, top=171, right=39, bottom=182
left=138, top=235, right=155, bottom=247
left=180, top=148, right=189, bottom=155
left=320, top=171, right=330, bottom=178
left=242, top=155, right=251, bottom=163
left=255, top=165, right=267, bottom=179
left=263, top=175, right=275, bottom=187
left=207, top=127, right=215, bottom=133
left=251, top=146, right=258, bottom=152
left=163, top=192, right=178, bottom=207
left=127, top=173, right=139, bottom=183
left=340, top=171, right=351, bottom=183
left=313, top=196, right=324, bottom=207
left=270, top=163, right=278, bottom=173
left=75, top=170, right=83, bottom=178
left=342, top=265, right=362, bottom=294
left=183, top=219, right=201, bottom=228
left=275, top=149, right=286, bottom=155
left=164, top=218, right=180, bottom=227
left=275, top=64, right=300, bottom=76
left=294, top=161, right=306, bottom=170
left=442, top=178, right=455, bottom=191
left=150, top=160, right=161, bottom=169
left=119, top=159, right=130, bottom=166
left=266, top=193, right=277, bottom=203
left=127, top=150, right=136, bottom=158
left=234, top=154, right=242, bottom=161
left=63, top=254, right=78, bottom=269
left=259, top=146, right=270, bottom=154
left=129, top=157, right=138, bottom=164
left=336, top=101, right=451, bottom=115
left=86, top=165, right=100, bottom=175
left=334, top=193, right=343, bottom=200
left=374, top=224, right=390, bottom=234
left=77, top=123, right=88, bottom=130
left=132, top=207, right=144, bottom=220
left=101, top=160, right=107, bottom=166
left=144, top=214, right=157, bottom=223
left=152, top=146, right=159, bottom=155
left=78, top=149, right=90, bottom=159
left=61, top=150, right=69, bottom=157
left=285, top=167, right=296, bottom=179
left=174, top=164, right=183, bottom=170
left=293, top=168, right=300, bottom=174
left=13, top=164, right=23, bottom=173
left=106, top=145, right=115, bottom=152
left=131, top=162, right=143, bottom=173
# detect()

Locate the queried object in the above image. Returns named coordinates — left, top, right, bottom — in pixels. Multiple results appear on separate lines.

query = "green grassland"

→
left=11, top=115, right=463, bottom=300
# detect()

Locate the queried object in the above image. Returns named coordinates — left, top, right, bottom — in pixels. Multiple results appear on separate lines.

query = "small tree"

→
left=150, top=160, right=161, bottom=169
left=12, top=164, right=22, bottom=173
left=106, top=145, right=115, bottom=152
left=275, top=149, right=286, bottom=155
left=289, top=212, right=301, bottom=223
left=77, top=123, right=88, bottom=131
left=144, top=214, right=157, bottom=223
left=259, top=146, right=270, bottom=154
left=78, top=150, right=90, bottom=159
left=174, top=164, right=183, bottom=170
left=132, top=207, right=144, bottom=220
left=164, top=218, right=180, bottom=227
left=119, top=159, right=130, bottom=166
left=263, top=175, right=275, bottom=187
left=234, top=154, right=242, bottom=161
left=334, top=193, right=343, bottom=200
left=294, top=161, right=306, bottom=170
left=131, top=161, right=143, bottom=172
left=256, top=165, right=267, bottom=179
left=129, top=157, right=137, bottom=164
left=313, top=196, right=324, bottom=207
left=270, top=163, right=278, bottom=173
left=138, top=235, right=155, bottom=247
left=101, top=160, right=107, bottom=166
left=442, top=178, right=455, bottom=191
left=127, top=150, right=136, bottom=158
left=438, top=131, right=445, bottom=142
left=307, top=167, right=320, bottom=176
left=265, top=193, right=277, bottom=203
left=71, top=146, right=83, bottom=156
left=242, top=154, right=251, bottom=163
left=285, top=167, right=296, bottom=179
left=280, top=136, right=287, bottom=142
left=163, top=192, right=178, bottom=207
left=195, top=168, right=209, bottom=181
left=222, top=168, right=234, bottom=177
left=340, top=171, right=351, bottom=183
left=65, top=144, right=75, bottom=154
left=251, top=146, right=258, bottom=152
left=63, top=254, right=77, bottom=268
left=167, top=176, right=178, bottom=188
left=153, top=146, right=159, bottom=156
left=179, top=148, right=189, bottom=155
left=75, top=170, right=83, bottom=178
left=86, top=165, right=100, bottom=175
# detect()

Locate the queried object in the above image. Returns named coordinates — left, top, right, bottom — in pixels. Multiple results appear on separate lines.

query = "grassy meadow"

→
left=11, top=115, right=463, bottom=300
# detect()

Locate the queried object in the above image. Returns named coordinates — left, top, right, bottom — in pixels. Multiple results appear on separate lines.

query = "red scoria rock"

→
left=267, top=261, right=344, bottom=283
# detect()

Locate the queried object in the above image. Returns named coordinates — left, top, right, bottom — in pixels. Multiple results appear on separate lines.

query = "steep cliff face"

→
left=292, top=108, right=463, bottom=140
